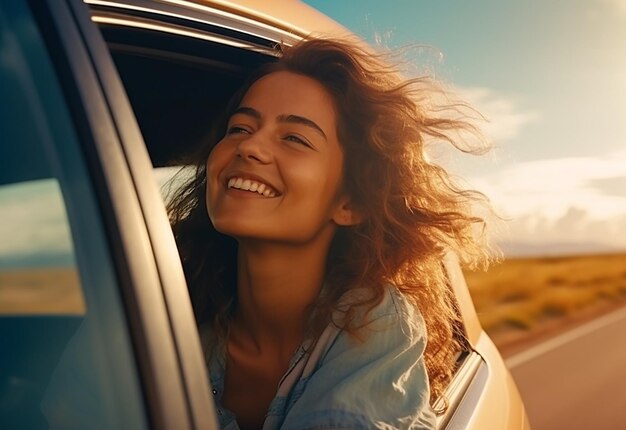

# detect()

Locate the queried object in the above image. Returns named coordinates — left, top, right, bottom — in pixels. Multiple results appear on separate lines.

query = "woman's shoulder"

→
left=341, top=284, right=427, bottom=344
left=281, top=286, right=435, bottom=429
left=320, top=285, right=428, bottom=365
left=379, top=285, right=422, bottom=319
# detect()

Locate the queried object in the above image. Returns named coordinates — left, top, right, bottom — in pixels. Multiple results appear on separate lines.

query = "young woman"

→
left=168, top=38, right=489, bottom=430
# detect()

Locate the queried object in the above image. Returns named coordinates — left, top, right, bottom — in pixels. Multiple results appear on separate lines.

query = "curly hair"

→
left=167, top=37, right=491, bottom=407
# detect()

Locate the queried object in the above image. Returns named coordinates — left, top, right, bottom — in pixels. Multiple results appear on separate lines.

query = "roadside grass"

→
left=464, top=252, right=626, bottom=334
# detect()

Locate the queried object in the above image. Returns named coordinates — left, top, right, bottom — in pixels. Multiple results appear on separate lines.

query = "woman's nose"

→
left=236, top=131, right=272, bottom=164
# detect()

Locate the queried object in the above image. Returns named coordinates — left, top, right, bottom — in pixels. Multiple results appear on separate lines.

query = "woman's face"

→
left=206, top=71, right=354, bottom=245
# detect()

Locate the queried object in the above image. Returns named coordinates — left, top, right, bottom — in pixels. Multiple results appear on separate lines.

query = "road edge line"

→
left=505, top=305, right=626, bottom=369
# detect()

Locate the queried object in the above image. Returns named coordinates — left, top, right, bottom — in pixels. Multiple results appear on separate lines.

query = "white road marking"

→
left=505, top=305, right=626, bottom=369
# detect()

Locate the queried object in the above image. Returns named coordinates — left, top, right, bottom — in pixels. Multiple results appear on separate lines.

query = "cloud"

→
left=465, top=150, right=626, bottom=252
left=589, top=175, right=626, bottom=198
left=458, top=87, right=539, bottom=143
left=503, top=208, right=626, bottom=252
left=423, top=86, right=539, bottom=168
left=468, top=151, right=626, bottom=219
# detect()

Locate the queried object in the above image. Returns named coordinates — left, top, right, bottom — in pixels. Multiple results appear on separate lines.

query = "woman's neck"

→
left=232, top=239, right=330, bottom=356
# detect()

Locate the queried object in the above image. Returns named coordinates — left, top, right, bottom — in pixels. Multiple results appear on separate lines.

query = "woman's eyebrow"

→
left=277, top=114, right=327, bottom=140
left=233, top=106, right=327, bottom=141
left=232, top=106, right=261, bottom=119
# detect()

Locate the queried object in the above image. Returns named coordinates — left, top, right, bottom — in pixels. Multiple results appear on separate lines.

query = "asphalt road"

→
left=505, top=306, right=626, bottom=430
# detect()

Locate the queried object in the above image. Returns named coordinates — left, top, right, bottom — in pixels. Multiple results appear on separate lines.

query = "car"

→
left=0, top=0, right=530, bottom=429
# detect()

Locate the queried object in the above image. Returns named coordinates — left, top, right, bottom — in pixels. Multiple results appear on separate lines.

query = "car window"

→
left=0, top=2, right=148, bottom=428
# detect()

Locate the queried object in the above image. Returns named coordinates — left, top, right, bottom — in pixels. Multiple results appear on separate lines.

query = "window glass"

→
left=0, top=2, right=147, bottom=429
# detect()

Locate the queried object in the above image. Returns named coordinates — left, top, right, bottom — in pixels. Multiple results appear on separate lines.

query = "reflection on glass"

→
left=0, top=180, right=85, bottom=315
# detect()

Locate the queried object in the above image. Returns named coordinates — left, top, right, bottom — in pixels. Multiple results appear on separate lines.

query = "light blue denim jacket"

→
left=207, top=287, right=436, bottom=430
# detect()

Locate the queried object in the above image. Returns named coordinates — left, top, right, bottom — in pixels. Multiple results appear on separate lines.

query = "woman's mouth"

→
left=227, top=176, right=279, bottom=198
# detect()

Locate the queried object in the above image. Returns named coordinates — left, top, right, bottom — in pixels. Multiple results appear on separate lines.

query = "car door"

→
left=0, top=1, right=216, bottom=429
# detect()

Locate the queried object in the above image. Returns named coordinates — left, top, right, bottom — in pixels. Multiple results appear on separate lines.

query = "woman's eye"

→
left=284, top=134, right=312, bottom=148
left=227, top=126, right=250, bottom=135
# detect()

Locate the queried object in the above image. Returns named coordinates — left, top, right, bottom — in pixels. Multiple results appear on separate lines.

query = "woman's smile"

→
left=225, top=173, right=281, bottom=198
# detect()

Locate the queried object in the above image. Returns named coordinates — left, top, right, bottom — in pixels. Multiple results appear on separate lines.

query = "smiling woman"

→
left=167, top=37, right=490, bottom=430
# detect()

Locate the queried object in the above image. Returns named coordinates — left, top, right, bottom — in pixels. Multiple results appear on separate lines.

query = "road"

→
left=505, top=306, right=626, bottom=430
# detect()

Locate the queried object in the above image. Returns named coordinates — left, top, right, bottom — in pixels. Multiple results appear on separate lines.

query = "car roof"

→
left=189, top=0, right=351, bottom=39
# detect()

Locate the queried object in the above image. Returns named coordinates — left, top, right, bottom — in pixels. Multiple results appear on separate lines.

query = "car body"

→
left=0, top=0, right=529, bottom=428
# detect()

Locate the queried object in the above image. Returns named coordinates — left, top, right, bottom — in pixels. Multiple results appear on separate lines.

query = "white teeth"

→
left=227, top=176, right=277, bottom=197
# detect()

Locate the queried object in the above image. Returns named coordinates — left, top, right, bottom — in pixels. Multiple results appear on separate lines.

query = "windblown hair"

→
left=168, top=37, right=491, bottom=407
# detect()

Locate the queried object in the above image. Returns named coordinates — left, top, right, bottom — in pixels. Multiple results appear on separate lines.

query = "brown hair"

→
left=168, top=37, right=491, bottom=406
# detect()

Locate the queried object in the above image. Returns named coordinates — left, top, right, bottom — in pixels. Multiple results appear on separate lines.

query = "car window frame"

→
left=85, top=0, right=302, bottom=49
left=27, top=0, right=216, bottom=428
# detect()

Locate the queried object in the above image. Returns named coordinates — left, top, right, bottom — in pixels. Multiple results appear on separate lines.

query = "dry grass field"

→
left=464, top=252, right=626, bottom=336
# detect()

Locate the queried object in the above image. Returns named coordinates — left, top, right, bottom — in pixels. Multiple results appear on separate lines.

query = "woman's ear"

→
left=331, top=197, right=364, bottom=226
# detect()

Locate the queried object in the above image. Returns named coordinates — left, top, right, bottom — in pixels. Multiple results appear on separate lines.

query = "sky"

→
left=305, top=0, right=626, bottom=255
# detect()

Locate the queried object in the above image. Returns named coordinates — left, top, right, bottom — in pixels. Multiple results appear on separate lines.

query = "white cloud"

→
left=423, top=86, right=539, bottom=169
left=468, top=151, right=626, bottom=219
left=466, top=150, right=626, bottom=252
left=458, top=87, right=539, bottom=143
left=503, top=208, right=626, bottom=252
